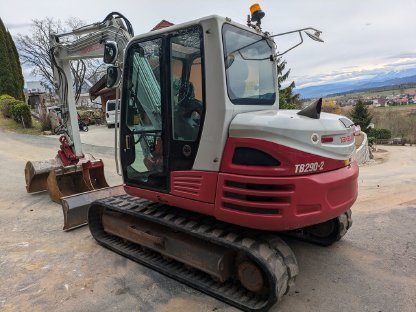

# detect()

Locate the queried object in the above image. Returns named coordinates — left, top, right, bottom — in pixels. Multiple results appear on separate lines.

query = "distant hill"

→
left=296, top=68, right=416, bottom=99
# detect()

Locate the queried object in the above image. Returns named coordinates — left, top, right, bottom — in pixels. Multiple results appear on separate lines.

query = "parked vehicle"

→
left=105, top=99, right=120, bottom=128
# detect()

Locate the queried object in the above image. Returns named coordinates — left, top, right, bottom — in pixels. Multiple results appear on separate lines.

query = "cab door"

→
left=120, top=37, right=168, bottom=190
left=168, top=26, right=205, bottom=171
left=120, top=27, right=205, bottom=192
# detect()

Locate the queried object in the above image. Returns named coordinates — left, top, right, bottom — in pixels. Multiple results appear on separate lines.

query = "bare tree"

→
left=16, top=17, right=105, bottom=101
left=16, top=18, right=61, bottom=87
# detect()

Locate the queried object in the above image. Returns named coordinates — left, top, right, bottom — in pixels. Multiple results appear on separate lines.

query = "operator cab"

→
left=118, top=16, right=277, bottom=191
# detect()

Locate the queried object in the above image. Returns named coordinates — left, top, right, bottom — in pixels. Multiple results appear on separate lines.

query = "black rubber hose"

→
left=102, top=12, right=134, bottom=37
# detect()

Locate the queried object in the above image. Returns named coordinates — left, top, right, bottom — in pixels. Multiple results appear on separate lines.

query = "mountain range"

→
left=296, top=68, right=416, bottom=99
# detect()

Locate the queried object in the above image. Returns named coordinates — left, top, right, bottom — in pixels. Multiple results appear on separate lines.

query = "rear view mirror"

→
left=106, top=66, right=121, bottom=88
left=103, top=41, right=119, bottom=64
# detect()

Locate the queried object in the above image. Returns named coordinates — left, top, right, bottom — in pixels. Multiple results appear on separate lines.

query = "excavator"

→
left=25, top=4, right=358, bottom=311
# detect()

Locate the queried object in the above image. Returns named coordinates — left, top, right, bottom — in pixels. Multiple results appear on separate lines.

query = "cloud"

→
left=1, top=0, right=415, bottom=88
left=5, top=22, right=32, bottom=30
left=389, top=52, right=416, bottom=59
left=294, top=55, right=416, bottom=89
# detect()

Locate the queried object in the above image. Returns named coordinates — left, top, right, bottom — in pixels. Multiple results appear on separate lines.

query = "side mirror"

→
left=103, top=41, right=118, bottom=64
left=106, top=66, right=121, bottom=88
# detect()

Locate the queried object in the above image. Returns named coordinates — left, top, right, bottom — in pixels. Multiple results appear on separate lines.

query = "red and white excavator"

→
left=25, top=5, right=358, bottom=311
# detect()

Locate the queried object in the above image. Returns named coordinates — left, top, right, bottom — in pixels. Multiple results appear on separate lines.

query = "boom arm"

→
left=49, top=13, right=133, bottom=157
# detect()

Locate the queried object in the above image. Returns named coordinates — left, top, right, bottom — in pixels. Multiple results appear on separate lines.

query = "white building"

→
left=26, top=81, right=48, bottom=93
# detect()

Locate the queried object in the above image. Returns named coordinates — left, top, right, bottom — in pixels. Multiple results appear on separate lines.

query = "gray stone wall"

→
left=355, top=132, right=370, bottom=165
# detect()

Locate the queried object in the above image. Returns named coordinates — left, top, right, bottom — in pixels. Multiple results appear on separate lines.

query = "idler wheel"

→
left=306, top=219, right=337, bottom=238
left=237, top=260, right=264, bottom=293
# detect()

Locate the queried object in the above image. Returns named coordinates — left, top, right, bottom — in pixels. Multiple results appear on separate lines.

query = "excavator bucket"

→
left=61, top=185, right=125, bottom=231
left=46, top=167, right=92, bottom=203
left=46, top=159, right=109, bottom=203
left=25, top=158, right=62, bottom=193
left=81, top=160, right=109, bottom=190
left=26, top=152, right=109, bottom=203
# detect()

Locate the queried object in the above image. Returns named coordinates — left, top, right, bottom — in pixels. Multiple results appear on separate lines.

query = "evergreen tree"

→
left=4, top=30, right=19, bottom=99
left=6, top=30, right=25, bottom=100
left=277, top=58, right=300, bottom=109
left=350, top=100, right=372, bottom=133
left=0, top=18, right=15, bottom=97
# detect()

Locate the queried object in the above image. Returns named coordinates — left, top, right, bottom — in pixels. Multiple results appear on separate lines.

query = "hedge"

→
left=368, top=128, right=392, bottom=140
left=0, top=94, right=20, bottom=118
left=0, top=94, right=14, bottom=101
left=10, top=102, right=32, bottom=128
left=79, top=109, right=104, bottom=125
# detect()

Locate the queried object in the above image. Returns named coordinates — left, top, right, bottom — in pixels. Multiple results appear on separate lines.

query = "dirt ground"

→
left=0, top=127, right=415, bottom=312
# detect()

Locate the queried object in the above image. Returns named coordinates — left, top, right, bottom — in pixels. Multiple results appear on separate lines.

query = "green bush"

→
left=368, top=128, right=392, bottom=140
left=79, top=109, right=104, bottom=125
left=0, top=94, right=20, bottom=118
left=0, top=94, right=14, bottom=101
left=367, top=136, right=375, bottom=145
left=10, top=102, right=32, bottom=128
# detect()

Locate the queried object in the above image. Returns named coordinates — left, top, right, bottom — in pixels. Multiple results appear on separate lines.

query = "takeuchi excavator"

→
left=25, top=5, right=358, bottom=312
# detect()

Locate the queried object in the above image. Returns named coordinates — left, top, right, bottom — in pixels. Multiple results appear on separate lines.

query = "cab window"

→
left=170, top=26, right=204, bottom=141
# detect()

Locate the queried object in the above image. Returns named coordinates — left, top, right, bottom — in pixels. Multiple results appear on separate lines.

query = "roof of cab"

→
left=129, top=15, right=262, bottom=41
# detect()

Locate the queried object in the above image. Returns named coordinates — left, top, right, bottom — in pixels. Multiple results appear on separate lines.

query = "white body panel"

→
left=229, top=110, right=355, bottom=160
left=188, top=17, right=279, bottom=171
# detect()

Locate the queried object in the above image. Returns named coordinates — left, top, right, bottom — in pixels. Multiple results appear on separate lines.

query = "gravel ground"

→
left=0, top=127, right=415, bottom=312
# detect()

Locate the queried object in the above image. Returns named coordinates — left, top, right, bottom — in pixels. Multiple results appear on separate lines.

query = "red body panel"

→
left=170, top=171, right=218, bottom=203
left=124, top=138, right=359, bottom=231
left=125, top=185, right=215, bottom=216
left=214, top=162, right=358, bottom=231
left=221, top=137, right=347, bottom=177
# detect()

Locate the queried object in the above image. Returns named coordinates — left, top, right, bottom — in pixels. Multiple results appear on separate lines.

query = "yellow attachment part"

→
left=133, top=114, right=141, bottom=125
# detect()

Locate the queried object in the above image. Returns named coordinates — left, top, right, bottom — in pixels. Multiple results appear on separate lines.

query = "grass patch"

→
left=0, top=113, right=43, bottom=135
left=332, top=87, right=416, bottom=99
left=373, top=104, right=416, bottom=112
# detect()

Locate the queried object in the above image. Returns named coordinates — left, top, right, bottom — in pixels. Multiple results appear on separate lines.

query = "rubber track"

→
left=284, top=209, right=353, bottom=246
left=88, top=194, right=298, bottom=312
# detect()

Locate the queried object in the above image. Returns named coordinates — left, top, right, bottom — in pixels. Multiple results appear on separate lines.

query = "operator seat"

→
left=173, top=81, right=202, bottom=141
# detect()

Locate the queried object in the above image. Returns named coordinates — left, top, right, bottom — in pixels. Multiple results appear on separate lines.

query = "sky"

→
left=1, top=0, right=416, bottom=89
